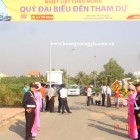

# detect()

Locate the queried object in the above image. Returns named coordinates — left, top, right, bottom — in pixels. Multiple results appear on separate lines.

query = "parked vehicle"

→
left=80, top=87, right=96, bottom=96
left=80, top=87, right=87, bottom=96
left=67, top=84, right=80, bottom=96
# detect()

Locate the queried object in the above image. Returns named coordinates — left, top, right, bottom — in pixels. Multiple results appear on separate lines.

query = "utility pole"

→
left=49, top=37, right=52, bottom=89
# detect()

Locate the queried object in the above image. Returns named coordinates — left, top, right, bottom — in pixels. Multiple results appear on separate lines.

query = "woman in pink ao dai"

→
left=31, top=82, right=42, bottom=137
left=128, top=85, right=138, bottom=139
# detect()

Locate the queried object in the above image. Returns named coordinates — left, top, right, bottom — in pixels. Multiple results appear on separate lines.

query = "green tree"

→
left=99, top=58, right=125, bottom=85
left=75, top=71, right=89, bottom=86
left=90, top=71, right=98, bottom=88
left=97, top=71, right=106, bottom=85
left=67, top=76, right=76, bottom=86
left=125, top=72, right=136, bottom=81
left=60, top=69, right=68, bottom=85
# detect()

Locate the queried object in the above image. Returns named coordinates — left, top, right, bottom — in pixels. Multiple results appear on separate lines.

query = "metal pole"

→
left=67, top=64, right=68, bottom=87
left=94, top=75, right=96, bottom=88
left=49, top=38, right=51, bottom=89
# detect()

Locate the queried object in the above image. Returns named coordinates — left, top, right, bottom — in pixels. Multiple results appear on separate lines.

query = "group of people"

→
left=46, top=84, right=72, bottom=114
left=98, top=81, right=140, bottom=140
left=101, top=84, right=112, bottom=107
left=22, top=82, right=72, bottom=140
left=86, top=81, right=140, bottom=140
left=22, top=82, right=42, bottom=140
left=86, top=83, right=125, bottom=109
left=86, top=83, right=112, bottom=107
left=22, top=80, right=140, bottom=140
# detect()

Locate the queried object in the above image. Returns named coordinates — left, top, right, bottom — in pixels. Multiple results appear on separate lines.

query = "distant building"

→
left=0, top=73, right=8, bottom=78
left=27, top=70, right=40, bottom=77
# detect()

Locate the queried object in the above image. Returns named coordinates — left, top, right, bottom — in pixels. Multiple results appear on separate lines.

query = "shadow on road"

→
left=73, top=102, right=127, bottom=123
left=88, top=119, right=129, bottom=139
left=88, top=119, right=127, bottom=131
left=9, top=120, right=25, bottom=139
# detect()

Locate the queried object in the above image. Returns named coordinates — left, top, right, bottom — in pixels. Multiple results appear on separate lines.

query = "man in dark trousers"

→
left=86, top=83, right=94, bottom=106
left=48, top=84, right=55, bottom=112
left=22, top=83, right=37, bottom=140
left=101, top=83, right=106, bottom=106
left=57, top=84, right=63, bottom=113
left=60, top=84, right=72, bottom=114
left=134, top=80, right=140, bottom=140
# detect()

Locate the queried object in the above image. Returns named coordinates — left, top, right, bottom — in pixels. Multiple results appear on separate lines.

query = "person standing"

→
left=40, top=83, right=46, bottom=112
left=134, top=81, right=140, bottom=140
left=22, top=83, right=29, bottom=95
left=31, top=82, right=42, bottom=138
left=46, top=85, right=50, bottom=112
left=48, top=84, right=55, bottom=112
left=127, top=85, right=137, bottom=139
left=57, top=84, right=63, bottom=113
left=87, top=84, right=93, bottom=106
left=106, top=85, right=112, bottom=107
left=114, top=87, right=120, bottom=109
left=60, top=84, right=72, bottom=114
left=101, top=84, right=106, bottom=106
left=22, top=83, right=36, bottom=140
left=90, top=85, right=94, bottom=105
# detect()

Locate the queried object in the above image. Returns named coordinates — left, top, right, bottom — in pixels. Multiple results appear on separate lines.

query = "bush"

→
left=0, top=84, right=22, bottom=107
left=0, top=76, right=43, bottom=106
left=14, top=99, right=22, bottom=107
left=94, top=86, right=101, bottom=93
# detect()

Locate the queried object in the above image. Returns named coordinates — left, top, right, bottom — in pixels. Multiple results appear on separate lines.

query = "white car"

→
left=67, top=85, right=80, bottom=96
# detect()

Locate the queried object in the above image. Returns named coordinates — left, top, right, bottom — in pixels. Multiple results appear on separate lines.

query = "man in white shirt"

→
left=87, top=84, right=93, bottom=106
left=101, top=84, right=107, bottom=106
left=106, top=85, right=112, bottom=107
left=95, top=93, right=101, bottom=106
left=48, top=84, right=55, bottom=112
left=60, top=84, right=72, bottom=114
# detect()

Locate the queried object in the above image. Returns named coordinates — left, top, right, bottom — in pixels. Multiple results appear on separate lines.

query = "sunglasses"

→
left=128, top=89, right=134, bottom=92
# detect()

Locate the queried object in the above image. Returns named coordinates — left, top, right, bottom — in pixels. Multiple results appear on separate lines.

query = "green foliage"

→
left=125, top=73, right=136, bottom=81
left=0, top=84, right=22, bottom=106
left=75, top=71, right=90, bottom=86
left=0, top=76, right=45, bottom=106
left=98, top=58, right=125, bottom=85
left=90, top=71, right=98, bottom=87
left=0, top=58, right=131, bottom=106
left=94, top=86, right=101, bottom=93
left=60, top=69, right=68, bottom=85
left=0, top=76, right=41, bottom=85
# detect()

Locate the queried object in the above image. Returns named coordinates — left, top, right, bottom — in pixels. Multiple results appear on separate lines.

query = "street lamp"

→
left=110, top=61, right=112, bottom=84
left=66, top=65, right=69, bottom=87
left=66, top=48, right=75, bottom=87
left=49, top=39, right=52, bottom=88
left=93, top=74, right=97, bottom=88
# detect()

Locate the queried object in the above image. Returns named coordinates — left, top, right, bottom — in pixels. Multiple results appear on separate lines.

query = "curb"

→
left=0, top=111, right=24, bottom=128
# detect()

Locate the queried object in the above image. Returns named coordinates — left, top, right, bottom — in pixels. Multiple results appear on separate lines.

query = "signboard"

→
left=46, top=71, right=63, bottom=84
left=0, top=0, right=140, bottom=21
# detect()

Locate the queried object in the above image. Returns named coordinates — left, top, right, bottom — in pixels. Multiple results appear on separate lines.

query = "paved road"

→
left=0, top=96, right=130, bottom=140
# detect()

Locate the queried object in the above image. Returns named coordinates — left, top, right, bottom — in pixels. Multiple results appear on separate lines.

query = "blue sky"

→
left=0, top=21, right=140, bottom=76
